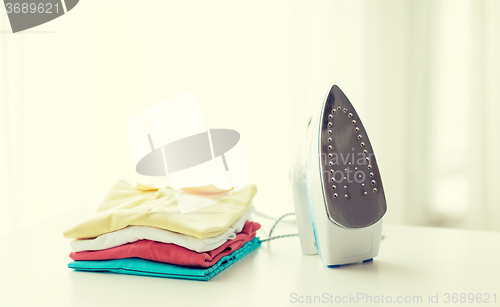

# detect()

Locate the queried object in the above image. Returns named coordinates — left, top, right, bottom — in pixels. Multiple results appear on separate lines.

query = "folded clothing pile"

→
left=63, top=180, right=261, bottom=281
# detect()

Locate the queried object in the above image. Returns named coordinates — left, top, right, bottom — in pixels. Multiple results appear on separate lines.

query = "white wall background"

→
left=1, top=0, right=499, bottom=235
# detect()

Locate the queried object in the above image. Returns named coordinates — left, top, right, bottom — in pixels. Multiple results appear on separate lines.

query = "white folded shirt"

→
left=70, top=205, right=255, bottom=253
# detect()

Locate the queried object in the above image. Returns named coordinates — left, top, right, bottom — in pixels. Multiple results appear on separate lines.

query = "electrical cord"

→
left=254, top=210, right=296, bottom=224
left=268, top=212, right=295, bottom=237
left=259, top=212, right=299, bottom=242
left=257, top=212, right=385, bottom=243
left=260, top=233, right=299, bottom=242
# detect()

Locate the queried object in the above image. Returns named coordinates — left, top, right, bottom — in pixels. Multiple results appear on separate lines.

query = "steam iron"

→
left=290, top=85, right=387, bottom=267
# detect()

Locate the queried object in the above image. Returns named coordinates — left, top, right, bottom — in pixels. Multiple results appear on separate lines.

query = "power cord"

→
left=254, top=210, right=296, bottom=224
left=268, top=212, right=295, bottom=237
left=259, top=212, right=299, bottom=242
left=257, top=212, right=385, bottom=243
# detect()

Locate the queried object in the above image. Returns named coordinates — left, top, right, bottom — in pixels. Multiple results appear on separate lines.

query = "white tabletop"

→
left=1, top=208, right=499, bottom=307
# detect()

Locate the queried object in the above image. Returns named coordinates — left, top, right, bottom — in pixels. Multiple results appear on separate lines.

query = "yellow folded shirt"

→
left=63, top=180, right=257, bottom=240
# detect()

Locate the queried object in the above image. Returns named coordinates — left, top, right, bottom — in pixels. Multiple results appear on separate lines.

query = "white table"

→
left=1, top=209, right=499, bottom=307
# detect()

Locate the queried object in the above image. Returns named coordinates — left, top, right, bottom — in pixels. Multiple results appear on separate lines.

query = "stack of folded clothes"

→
left=63, top=180, right=261, bottom=281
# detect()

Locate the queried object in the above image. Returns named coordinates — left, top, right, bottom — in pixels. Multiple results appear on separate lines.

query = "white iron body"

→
left=290, top=87, right=384, bottom=267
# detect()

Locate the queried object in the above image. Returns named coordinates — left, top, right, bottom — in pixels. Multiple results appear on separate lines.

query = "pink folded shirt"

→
left=70, top=221, right=261, bottom=268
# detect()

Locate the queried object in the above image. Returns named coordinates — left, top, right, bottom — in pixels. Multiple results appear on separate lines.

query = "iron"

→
left=290, top=85, right=387, bottom=267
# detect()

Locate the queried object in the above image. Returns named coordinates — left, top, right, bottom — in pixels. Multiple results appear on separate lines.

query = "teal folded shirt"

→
left=68, top=237, right=261, bottom=281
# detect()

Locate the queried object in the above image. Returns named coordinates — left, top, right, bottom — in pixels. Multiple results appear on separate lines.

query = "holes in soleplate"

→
left=373, top=188, right=378, bottom=193
left=363, top=191, right=368, bottom=195
left=344, top=194, right=349, bottom=199
left=371, top=180, right=376, bottom=185
left=333, top=193, right=338, bottom=198
left=330, top=177, right=335, bottom=182
left=332, top=185, right=337, bottom=190
left=352, top=120, right=357, bottom=125
left=330, top=169, right=334, bottom=173
left=369, top=172, right=374, bottom=177
left=328, top=130, right=332, bottom=134
left=361, top=183, right=366, bottom=187
left=337, top=107, right=341, bottom=110
left=328, top=153, right=333, bottom=158
left=328, top=145, right=333, bottom=150
left=355, top=127, right=360, bottom=132
left=328, top=122, right=332, bottom=127
left=358, top=135, right=362, bottom=139
left=365, top=157, right=370, bottom=162
left=328, top=138, right=332, bottom=142
left=329, top=161, right=334, bottom=166
left=328, top=114, right=333, bottom=120
left=360, top=142, right=365, bottom=147
left=343, top=108, right=347, bottom=113
left=348, top=113, right=353, bottom=118
left=363, top=150, right=368, bottom=154
left=367, top=165, right=372, bottom=170
left=343, top=185, right=348, bottom=189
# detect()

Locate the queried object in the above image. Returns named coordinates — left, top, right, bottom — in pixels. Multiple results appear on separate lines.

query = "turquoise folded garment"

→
left=68, top=237, right=261, bottom=281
